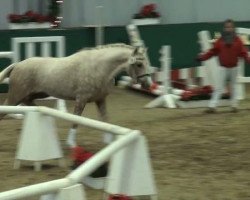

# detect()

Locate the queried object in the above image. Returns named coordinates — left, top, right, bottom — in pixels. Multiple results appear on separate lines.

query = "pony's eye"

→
left=137, top=63, right=143, bottom=68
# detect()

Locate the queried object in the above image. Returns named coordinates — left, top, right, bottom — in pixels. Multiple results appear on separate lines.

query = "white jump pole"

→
left=126, top=24, right=155, bottom=73
left=145, top=46, right=179, bottom=108
left=198, top=31, right=218, bottom=86
left=38, top=106, right=132, bottom=135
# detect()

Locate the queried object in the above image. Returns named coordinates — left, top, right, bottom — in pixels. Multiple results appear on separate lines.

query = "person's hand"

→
left=195, top=54, right=203, bottom=62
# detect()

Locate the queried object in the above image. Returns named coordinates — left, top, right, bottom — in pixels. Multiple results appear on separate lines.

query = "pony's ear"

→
left=132, top=47, right=139, bottom=55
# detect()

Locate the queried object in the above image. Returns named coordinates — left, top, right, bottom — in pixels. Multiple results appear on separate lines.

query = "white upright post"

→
left=145, top=46, right=178, bottom=108
left=105, top=134, right=157, bottom=200
left=95, top=5, right=104, bottom=46
left=26, top=42, right=35, bottom=58
left=126, top=24, right=144, bottom=47
left=41, top=42, right=51, bottom=57
left=14, top=111, right=64, bottom=171
left=236, top=59, right=245, bottom=100
left=126, top=24, right=155, bottom=73
left=11, top=38, right=20, bottom=63
left=235, top=27, right=250, bottom=100
left=198, top=31, right=219, bottom=86
left=162, top=46, right=171, bottom=94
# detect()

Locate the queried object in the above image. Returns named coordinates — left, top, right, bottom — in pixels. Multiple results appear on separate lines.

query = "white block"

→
left=144, top=94, right=177, bottom=108
left=82, top=176, right=106, bottom=189
left=15, top=111, right=63, bottom=170
left=105, top=135, right=157, bottom=197
left=55, top=184, right=87, bottom=200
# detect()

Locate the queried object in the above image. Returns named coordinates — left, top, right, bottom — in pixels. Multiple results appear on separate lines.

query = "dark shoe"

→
left=204, top=107, right=216, bottom=114
left=230, top=107, right=238, bottom=113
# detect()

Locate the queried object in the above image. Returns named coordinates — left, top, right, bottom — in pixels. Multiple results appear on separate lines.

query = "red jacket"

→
left=199, top=36, right=250, bottom=68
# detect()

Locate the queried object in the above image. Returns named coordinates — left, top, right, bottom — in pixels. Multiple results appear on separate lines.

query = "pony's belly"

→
left=42, top=90, right=76, bottom=101
left=88, top=91, right=109, bottom=102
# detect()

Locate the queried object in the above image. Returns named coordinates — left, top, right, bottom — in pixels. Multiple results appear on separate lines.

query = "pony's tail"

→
left=0, top=64, right=15, bottom=83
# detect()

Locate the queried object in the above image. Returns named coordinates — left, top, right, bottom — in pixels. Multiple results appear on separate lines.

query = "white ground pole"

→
left=0, top=36, right=68, bottom=118
left=0, top=106, right=157, bottom=200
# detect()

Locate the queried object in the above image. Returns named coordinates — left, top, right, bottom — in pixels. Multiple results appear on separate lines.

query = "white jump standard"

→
left=0, top=106, right=157, bottom=200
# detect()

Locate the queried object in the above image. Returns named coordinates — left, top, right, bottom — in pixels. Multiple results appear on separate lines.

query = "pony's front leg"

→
left=66, top=98, right=86, bottom=148
left=95, top=98, right=113, bottom=144
left=96, top=98, right=108, bottom=122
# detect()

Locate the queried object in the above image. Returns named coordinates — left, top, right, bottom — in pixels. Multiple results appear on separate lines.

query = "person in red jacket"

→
left=197, top=19, right=250, bottom=113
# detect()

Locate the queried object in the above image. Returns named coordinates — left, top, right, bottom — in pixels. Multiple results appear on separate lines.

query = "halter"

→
left=137, top=73, right=150, bottom=79
left=128, top=56, right=151, bottom=81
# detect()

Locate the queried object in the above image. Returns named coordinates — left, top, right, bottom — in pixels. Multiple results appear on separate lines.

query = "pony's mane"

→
left=78, top=43, right=135, bottom=52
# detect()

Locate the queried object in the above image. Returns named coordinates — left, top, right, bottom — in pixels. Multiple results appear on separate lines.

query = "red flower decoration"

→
left=149, top=82, right=158, bottom=92
left=133, top=3, right=160, bottom=19
left=71, top=146, right=94, bottom=166
left=8, top=10, right=53, bottom=23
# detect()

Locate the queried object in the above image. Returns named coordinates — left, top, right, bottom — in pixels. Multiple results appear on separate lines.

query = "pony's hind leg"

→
left=95, top=98, right=113, bottom=144
left=96, top=98, right=108, bottom=122
left=66, top=97, right=87, bottom=148
left=0, top=99, right=10, bottom=120
left=22, top=97, right=37, bottom=106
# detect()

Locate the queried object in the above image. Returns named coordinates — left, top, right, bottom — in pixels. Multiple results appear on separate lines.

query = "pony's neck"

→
left=104, top=48, right=132, bottom=82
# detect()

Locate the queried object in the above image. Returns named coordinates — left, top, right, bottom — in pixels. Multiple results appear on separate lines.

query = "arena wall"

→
left=0, top=21, right=250, bottom=92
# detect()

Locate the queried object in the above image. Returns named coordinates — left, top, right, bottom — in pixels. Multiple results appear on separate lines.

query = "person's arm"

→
left=197, top=40, right=220, bottom=61
left=238, top=39, right=250, bottom=63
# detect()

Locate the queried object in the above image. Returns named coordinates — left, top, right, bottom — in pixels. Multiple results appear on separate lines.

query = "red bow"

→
left=71, top=146, right=93, bottom=166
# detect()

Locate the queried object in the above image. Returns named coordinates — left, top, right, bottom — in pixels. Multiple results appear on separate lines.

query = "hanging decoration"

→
left=133, top=4, right=160, bottom=19
left=7, top=0, right=63, bottom=28
left=48, top=0, right=63, bottom=27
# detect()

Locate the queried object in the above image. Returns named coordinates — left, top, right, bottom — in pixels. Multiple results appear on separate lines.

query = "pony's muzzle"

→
left=137, top=74, right=151, bottom=89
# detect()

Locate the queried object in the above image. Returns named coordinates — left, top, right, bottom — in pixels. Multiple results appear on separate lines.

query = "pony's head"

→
left=127, top=46, right=152, bottom=89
